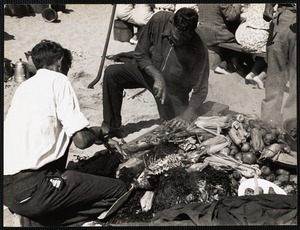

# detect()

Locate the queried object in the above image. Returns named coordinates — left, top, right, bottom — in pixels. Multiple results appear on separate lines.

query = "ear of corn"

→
left=194, top=116, right=230, bottom=136
left=140, top=191, right=155, bottom=212
left=228, top=128, right=242, bottom=146
left=207, top=141, right=229, bottom=154
left=194, top=116, right=229, bottom=128
left=200, top=135, right=227, bottom=147
left=250, top=128, right=265, bottom=152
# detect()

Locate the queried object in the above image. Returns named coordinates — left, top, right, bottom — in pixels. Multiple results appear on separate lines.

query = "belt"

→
left=4, top=170, right=41, bottom=182
left=4, top=170, right=39, bottom=180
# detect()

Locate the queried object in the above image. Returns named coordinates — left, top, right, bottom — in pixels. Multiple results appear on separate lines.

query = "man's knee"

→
left=115, top=4, right=134, bottom=21
left=103, top=65, right=123, bottom=84
left=114, top=180, right=127, bottom=197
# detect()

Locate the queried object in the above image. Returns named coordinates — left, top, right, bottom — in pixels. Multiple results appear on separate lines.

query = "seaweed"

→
left=66, top=150, right=121, bottom=178
left=152, top=167, right=192, bottom=212
left=106, top=190, right=154, bottom=224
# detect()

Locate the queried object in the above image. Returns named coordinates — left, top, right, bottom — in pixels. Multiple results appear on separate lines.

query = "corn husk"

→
left=194, top=116, right=230, bottom=136
left=204, top=153, right=261, bottom=178
left=258, top=143, right=282, bottom=161
left=186, top=161, right=209, bottom=173
left=194, top=116, right=230, bottom=128
left=140, top=191, right=155, bottom=212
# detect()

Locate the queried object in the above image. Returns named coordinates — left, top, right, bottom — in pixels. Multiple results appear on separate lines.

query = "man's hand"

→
left=107, top=138, right=127, bottom=158
left=166, top=116, right=190, bottom=130
left=166, top=107, right=198, bottom=129
left=144, top=65, right=167, bottom=104
left=153, top=77, right=167, bottom=104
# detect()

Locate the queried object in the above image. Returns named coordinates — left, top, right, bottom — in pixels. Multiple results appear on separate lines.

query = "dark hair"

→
left=173, top=8, right=198, bottom=34
left=31, top=40, right=72, bottom=70
left=62, top=48, right=72, bottom=69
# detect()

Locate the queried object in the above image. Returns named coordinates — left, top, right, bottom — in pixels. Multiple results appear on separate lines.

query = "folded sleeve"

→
left=54, top=77, right=89, bottom=137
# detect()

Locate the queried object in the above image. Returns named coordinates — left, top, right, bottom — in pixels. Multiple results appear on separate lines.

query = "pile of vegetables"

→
left=101, top=114, right=298, bottom=223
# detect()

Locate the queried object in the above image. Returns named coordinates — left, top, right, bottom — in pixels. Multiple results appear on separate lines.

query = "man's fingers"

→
left=168, top=119, right=178, bottom=129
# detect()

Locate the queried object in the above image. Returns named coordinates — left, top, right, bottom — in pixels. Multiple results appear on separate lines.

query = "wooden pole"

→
left=88, top=4, right=116, bottom=89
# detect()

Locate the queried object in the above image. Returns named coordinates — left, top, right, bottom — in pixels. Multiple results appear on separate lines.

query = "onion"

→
left=241, top=142, right=251, bottom=152
left=234, top=152, right=243, bottom=161
left=242, top=152, right=257, bottom=164
left=260, top=165, right=272, bottom=176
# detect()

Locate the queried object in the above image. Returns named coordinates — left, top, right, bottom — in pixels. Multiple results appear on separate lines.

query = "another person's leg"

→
left=102, top=64, right=152, bottom=135
left=282, top=12, right=297, bottom=122
left=129, top=4, right=153, bottom=44
left=261, top=12, right=291, bottom=127
left=247, top=57, right=267, bottom=89
left=115, top=4, right=134, bottom=22
left=131, top=4, right=153, bottom=26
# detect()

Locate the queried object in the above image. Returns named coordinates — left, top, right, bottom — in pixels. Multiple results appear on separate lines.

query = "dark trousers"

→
left=3, top=141, right=127, bottom=227
left=102, top=63, right=188, bottom=130
left=261, top=9, right=297, bottom=127
left=3, top=169, right=126, bottom=226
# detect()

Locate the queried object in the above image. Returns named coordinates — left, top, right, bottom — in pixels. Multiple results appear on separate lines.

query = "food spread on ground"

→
left=69, top=113, right=297, bottom=225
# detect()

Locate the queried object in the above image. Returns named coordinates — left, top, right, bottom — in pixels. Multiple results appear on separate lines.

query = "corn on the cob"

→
left=194, top=116, right=229, bottom=128
left=140, top=191, right=155, bottom=212
left=207, top=141, right=229, bottom=154
left=250, top=128, right=265, bottom=152
left=200, top=135, right=227, bottom=147
left=228, top=128, right=242, bottom=146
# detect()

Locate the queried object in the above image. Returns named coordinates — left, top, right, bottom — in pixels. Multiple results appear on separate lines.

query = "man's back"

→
left=4, top=69, right=88, bottom=175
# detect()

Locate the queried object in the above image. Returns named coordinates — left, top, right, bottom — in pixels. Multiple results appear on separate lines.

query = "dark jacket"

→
left=134, top=11, right=210, bottom=111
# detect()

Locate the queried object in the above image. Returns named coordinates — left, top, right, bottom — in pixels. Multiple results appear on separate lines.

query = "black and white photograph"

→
left=2, top=2, right=298, bottom=227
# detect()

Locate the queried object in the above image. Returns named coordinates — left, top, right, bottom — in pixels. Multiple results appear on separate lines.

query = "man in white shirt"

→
left=3, top=40, right=127, bottom=226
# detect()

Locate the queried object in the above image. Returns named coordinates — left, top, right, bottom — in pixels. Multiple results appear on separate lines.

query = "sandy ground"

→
left=3, top=4, right=289, bottom=226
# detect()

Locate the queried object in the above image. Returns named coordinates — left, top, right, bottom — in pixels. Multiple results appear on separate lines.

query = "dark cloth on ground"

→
left=152, top=195, right=297, bottom=225
left=66, top=150, right=122, bottom=178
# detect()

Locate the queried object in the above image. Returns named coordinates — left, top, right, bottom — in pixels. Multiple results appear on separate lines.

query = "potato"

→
left=276, top=169, right=290, bottom=176
left=289, top=175, right=297, bottom=184
left=283, top=184, right=295, bottom=194
left=261, top=165, right=272, bottom=176
left=241, top=142, right=251, bottom=152
left=268, top=187, right=276, bottom=194
left=273, top=180, right=282, bottom=186
left=245, top=188, right=254, bottom=196
left=276, top=174, right=290, bottom=183
left=265, top=173, right=276, bottom=182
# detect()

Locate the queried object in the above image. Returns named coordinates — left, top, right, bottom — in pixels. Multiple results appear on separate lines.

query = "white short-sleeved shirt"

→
left=4, top=69, right=89, bottom=175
